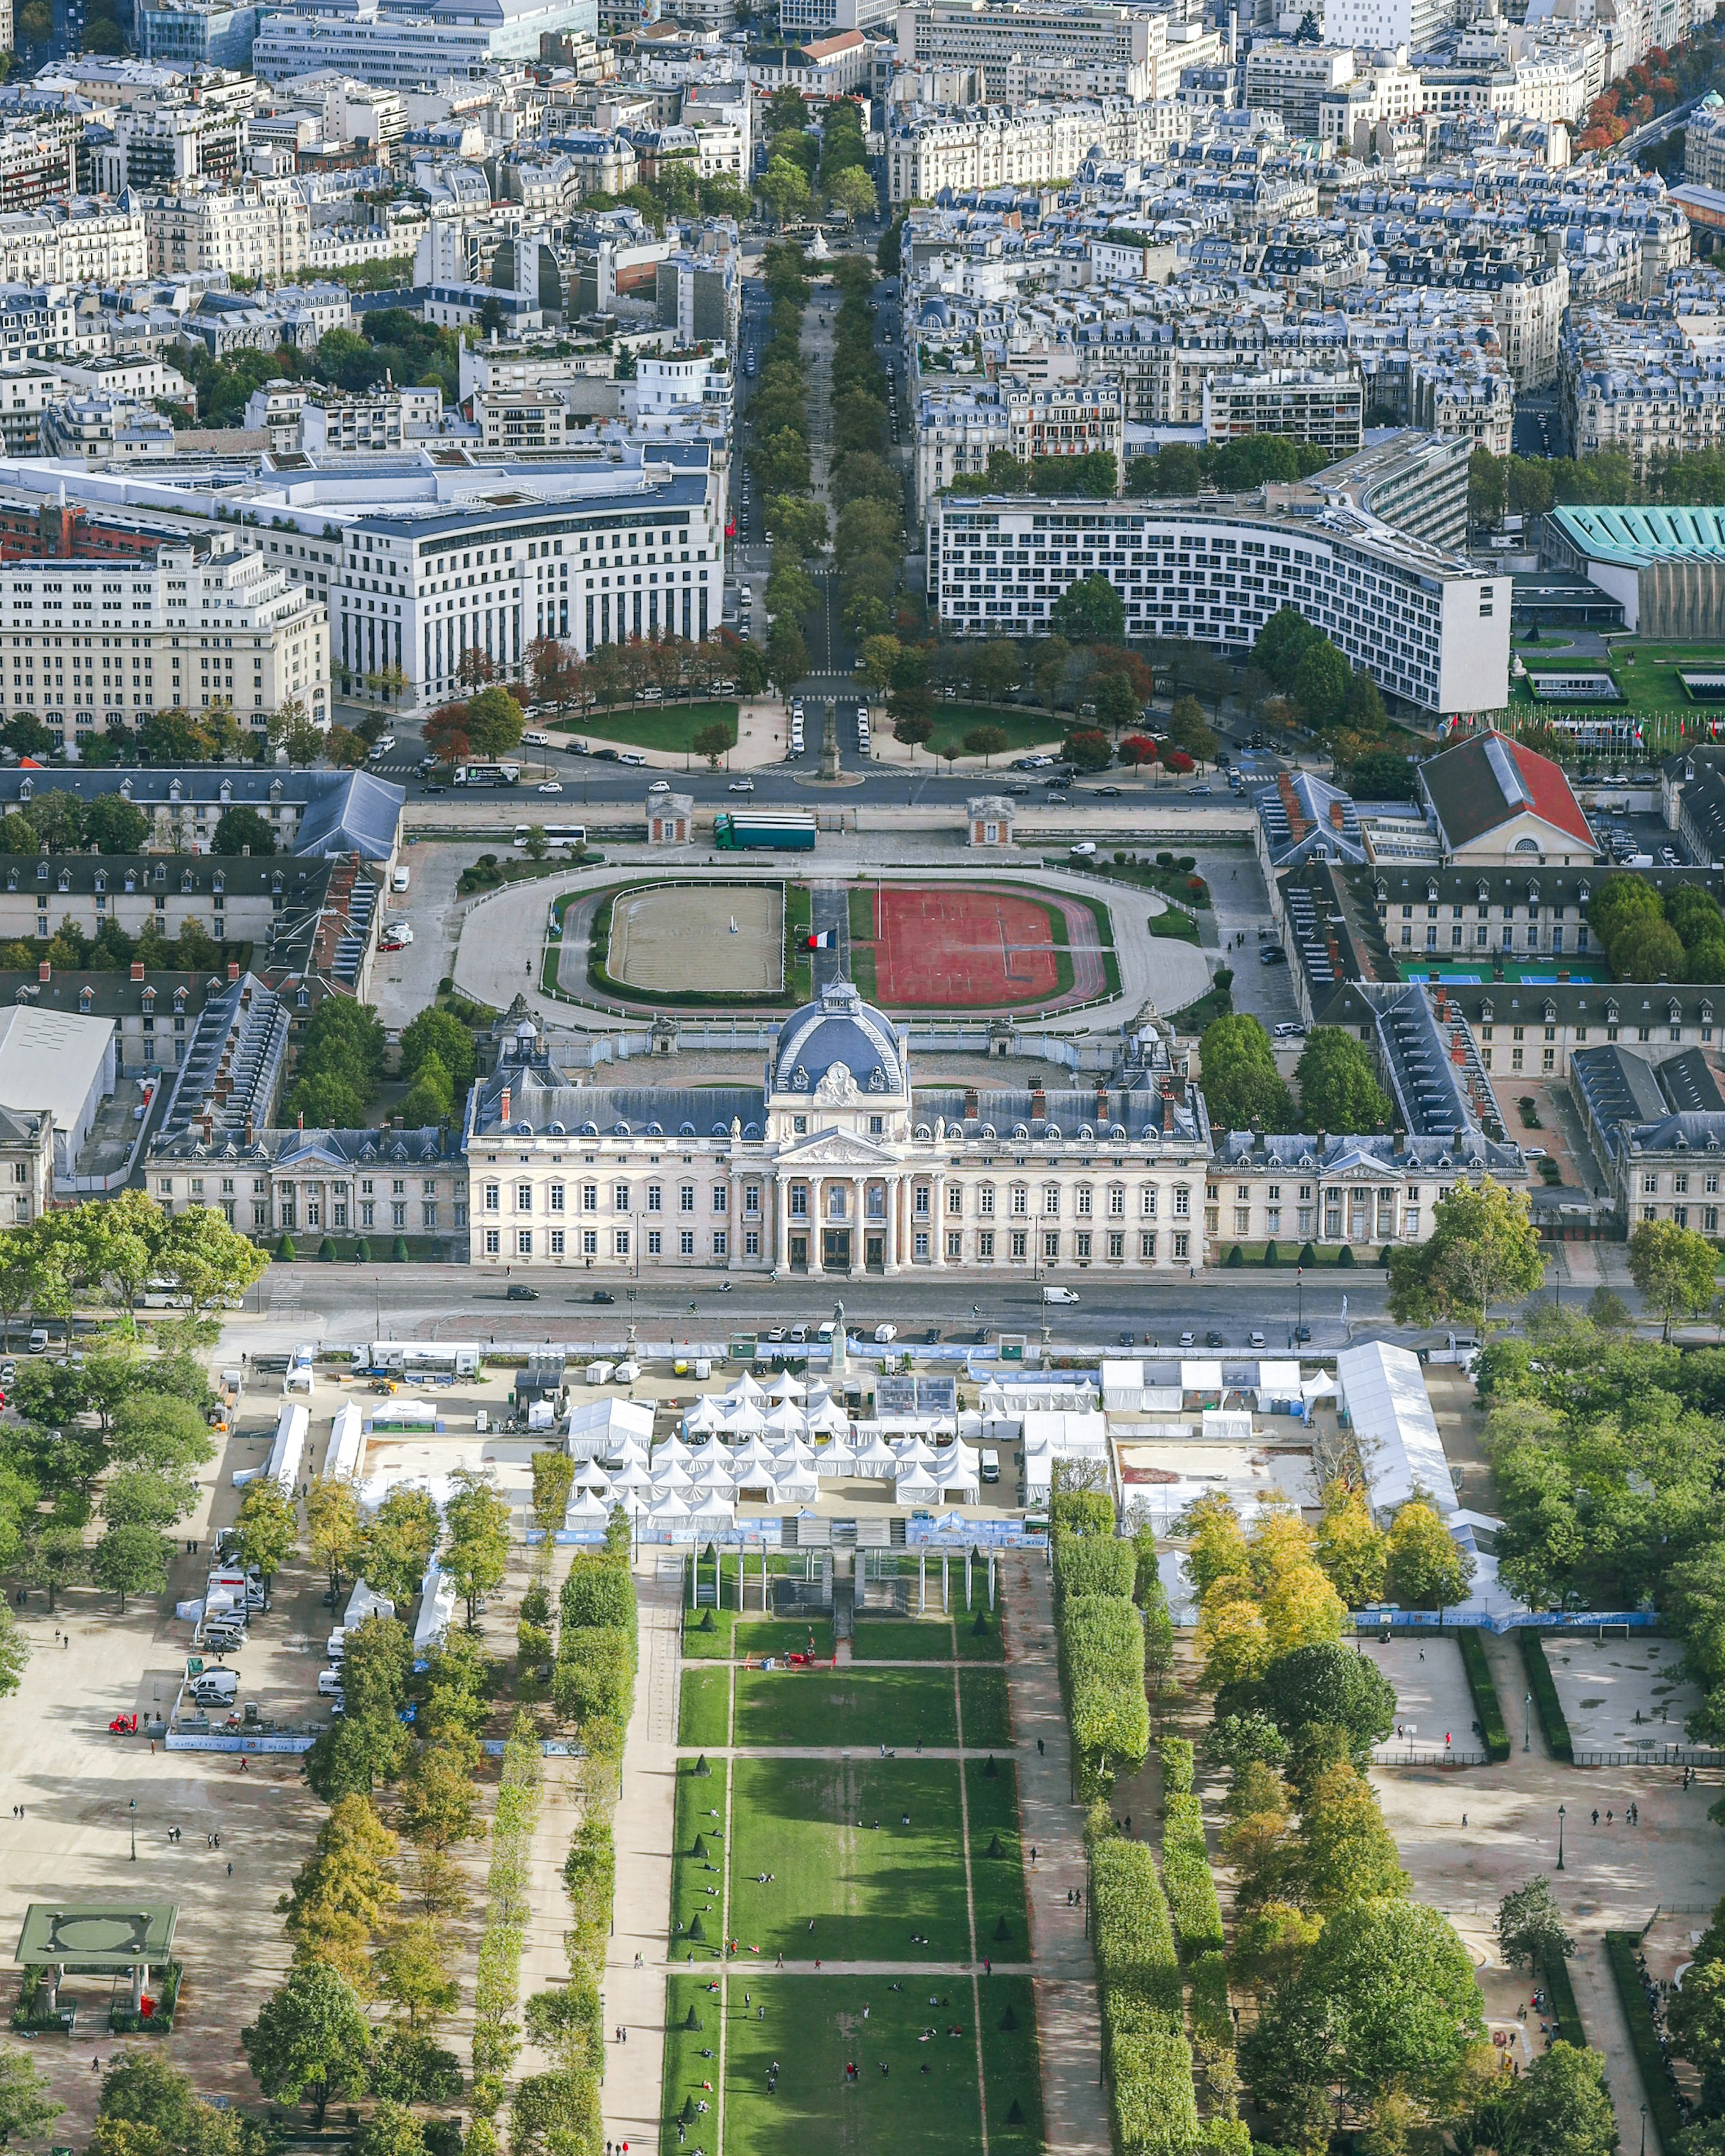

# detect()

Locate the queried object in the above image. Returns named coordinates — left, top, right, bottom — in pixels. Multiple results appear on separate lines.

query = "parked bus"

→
left=453, top=762, right=521, bottom=787
left=513, top=824, right=588, bottom=848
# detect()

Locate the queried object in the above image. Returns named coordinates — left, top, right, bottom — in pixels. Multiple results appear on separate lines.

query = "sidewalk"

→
left=600, top=1559, right=683, bottom=2150
left=1000, top=1551, right=1110, bottom=2156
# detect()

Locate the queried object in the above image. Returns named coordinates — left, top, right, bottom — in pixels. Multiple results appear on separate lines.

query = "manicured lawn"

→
left=956, top=1602, right=1006, bottom=1660
left=670, top=1758, right=730, bottom=1956
left=679, top=1665, right=732, bottom=1750
left=724, top=1976, right=983, bottom=2156
left=733, top=1667, right=959, bottom=1749
left=849, top=1617, right=960, bottom=1662
left=556, top=699, right=739, bottom=755
left=681, top=1604, right=736, bottom=1659
left=921, top=703, right=1064, bottom=761
left=967, top=1758, right=1029, bottom=1957
left=978, top=1977, right=1045, bottom=2156
left=729, top=1757, right=971, bottom=1962
left=660, top=1972, right=724, bottom=2156
left=735, top=1617, right=835, bottom=1662
left=960, top=1667, right=1013, bottom=1750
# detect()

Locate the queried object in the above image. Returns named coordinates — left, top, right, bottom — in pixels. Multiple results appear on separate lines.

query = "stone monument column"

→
left=818, top=698, right=840, bottom=781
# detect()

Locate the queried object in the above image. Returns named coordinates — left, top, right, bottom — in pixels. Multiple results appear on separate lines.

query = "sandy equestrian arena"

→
left=606, top=881, right=785, bottom=996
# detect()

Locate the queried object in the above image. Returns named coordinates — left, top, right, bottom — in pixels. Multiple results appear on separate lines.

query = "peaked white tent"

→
left=608, top=1459, right=652, bottom=1496
left=650, top=1458, right=692, bottom=1492
left=563, top=1490, right=610, bottom=1528
left=684, top=1396, right=727, bottom=1435
left=656, top=1434, right=694, bottom=1467
left=807, top=1397, right=851, bottom=1436
left=764, top=1399, right=808, bottom=1436
left=727, top=1373, right=766, bottom=1404
left=647, top=1492, right=690, bottom=1524
left=936, top=1448, right=980, bottom=1495
left=893, top=1436, right=941, bottom=1470
left=768, top=1370, right=806, bottom=1399
left=853, top=1435, right=897, bottom=1479
left=819, top=1436, right=859, bottom=1475
left=774, top=1468, right=818, bottom=1503
left=895, top=1467, right=938, bottom=1503
left=688, top=1492, right=737, bottom=1529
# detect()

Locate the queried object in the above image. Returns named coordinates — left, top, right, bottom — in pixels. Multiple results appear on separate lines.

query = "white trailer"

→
left=368, top=1340, right=482, bottom=1379
left=412, top=1556, right=458, bottom=1653
left=324, top=1401, right=364, bottom=1483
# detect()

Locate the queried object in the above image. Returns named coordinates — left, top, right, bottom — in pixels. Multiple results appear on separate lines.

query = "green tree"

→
left=963, top=725, right=1009, bottom=764
left=21, top=1521, right=89, bottom=1613
left=1199, top=1012, right=1295, bottom=1134
left=1049, top=575, right=1125, bottom=644
left=441, top=1467, right=510, bottom=1627
left=92, top=1523, right=170, bottom=1613
left=691, top=722, right=732, bottom=770
left=398, top=1743, right=480, bottom=1852
left=1628, top=1218, right=1720, bottom=1341
left=1384, top=1500, right=1476, bottom=1613
left=1294, top=638, right=1352, bottom=730
left=0, top=1603, right=26, bottom=1699
left=341, top=1613, right=412, bottom=1723
left=241, top=1962, right=372, bottom=2127
left=1253, top=605, right=1321, bottom=692
left=765, top=619, right=810, bottom=696
left=1260, top=1641, right=1397, bottom=1761
left=371, top=1921, right=458, bottom=2032
left=466, top=685, right=524, bottom=756
left=1483, top=2041, right=1618, bottom=2156
left=111, top=1392, right=214, bottom=1476
left=761, top=158, right=811, bottom=224
left=1610, top=914, right=1686, bottom=981
left=212, top=807, right=277, bottom=857
left=398, top=1009, right=475, bottom=1098
left=305, top=1476, right=366, bottom=1601
left=0, top=2053, right=62, bottom=2144
left=158, top=1201, right=268, bottom=1314
left=304, top=1712, right=409, bottom=1803
left=1313, top=1482, right=1387, bottom=1607
left=1468, top=446, right=1508, bottom=530
left=281, top=1790, right=398, bottom=1985
left=104, top=1467, right=198, bottom=1531
left=1386, top=1176, right=1544, bottom=1328
left=84, top=795, right=150, bottom=855
left=1297, top=1761, right=1408, bottom=1913
left=1495, top=1876, right=1575, bottom=1975
left=364, top=1487, right=440, bottom=1607
left=856, top=635, right=901, bottom=698
left=233, top=1476, right=298, bottom=1594
left=1295, top=1029, right=1392, bottom=1133
left=399, top=1057, right=453, bottom=1128
left=288, top=1071, right=367, bottom=1130
left=531, top=1449, right=576, bottom=1534
left=828, top=165, right=877, bottom=221
left=1300, top=1895, right=1484, bottom=2112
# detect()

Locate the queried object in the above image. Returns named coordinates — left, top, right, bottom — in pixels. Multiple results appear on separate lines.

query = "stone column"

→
left=932, top=1173, right=947, bottom=1266
left=852, top=1177, right=865, bottom=1274
left=883, top=1177, right=899, bottom=1273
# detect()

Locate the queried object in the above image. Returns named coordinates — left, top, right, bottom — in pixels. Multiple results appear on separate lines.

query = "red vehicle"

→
left=108, top=1714, right=137, bottom=1735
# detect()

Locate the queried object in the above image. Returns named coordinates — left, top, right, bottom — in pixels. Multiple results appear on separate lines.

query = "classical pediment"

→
left=777, top=1127, right=897, bottom=1168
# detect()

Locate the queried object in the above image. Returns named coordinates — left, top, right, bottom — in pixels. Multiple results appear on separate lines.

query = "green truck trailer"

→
left=714, top=810, right=817, bottom=851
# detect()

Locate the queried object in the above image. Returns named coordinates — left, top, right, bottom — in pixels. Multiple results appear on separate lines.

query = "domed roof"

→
left=773, top=980, right=904, bottom=1100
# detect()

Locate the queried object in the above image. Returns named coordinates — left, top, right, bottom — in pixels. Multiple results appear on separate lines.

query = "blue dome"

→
left=774, top=980, right=904, bottom=1098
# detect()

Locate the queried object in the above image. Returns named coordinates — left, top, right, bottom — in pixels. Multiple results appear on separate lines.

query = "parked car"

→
left=1259, top=945, right=1287, bottom=965
left=591, top=1290, right=616, bottom=1304
left=1041, top=1286, right=1080, bottom=1304
left=537, top=780, right=564, bottom=795
left=505, top=1284, right=539, bottom=1301
left=1205, top=1330, right=1225, bottom=1348
left=1249, top=1330, right=1266, bottom=1349
left=873, top=1323, right=898, bottom=1343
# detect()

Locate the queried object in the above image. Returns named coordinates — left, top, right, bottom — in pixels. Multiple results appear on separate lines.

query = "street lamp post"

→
left=1640, top=2104, right=1647, bottom=2156
left=1525, top=1690, right=1533, bottom=1753
left=1296, top=1264, right=1303, bottom=1347
left=1557, top=1803, right=1566, bottom=1870
left=129, top=1797, right=136, bottom=1863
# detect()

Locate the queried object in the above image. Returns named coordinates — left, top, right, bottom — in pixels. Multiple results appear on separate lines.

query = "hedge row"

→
left=1159, top=1737, right=1194, bottom=1795
left=1090, top=1836, right=1183, bottom=2017
left=1517, top=1628, right=1574, bottom=1763
left=1160, top=1794, right=1225, bottom=1957
left=1056, top=1534, right=1137, bottom=1602
left=1543, top=1941, right=1585, bottom=2049
left=1606, top=1931, right=1687, bottom=2152
left=1188, top=1951, right=1232, bottom=2047
left=1056, top=1568, right=1148, bottom=1797
left=1111, top=2022, right=1200, bottom=2156
left=1457, top=1629, right=1510, bottom=1763
left=472, top=1712, right=543, bottom=2121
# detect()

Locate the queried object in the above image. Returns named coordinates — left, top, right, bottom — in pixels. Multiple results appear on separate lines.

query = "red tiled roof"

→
left=1506, top=734, right=1595, bottom=850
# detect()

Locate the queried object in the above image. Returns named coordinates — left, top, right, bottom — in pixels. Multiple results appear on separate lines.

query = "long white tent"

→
left=1336, top=1340, right=1457, bottom=1521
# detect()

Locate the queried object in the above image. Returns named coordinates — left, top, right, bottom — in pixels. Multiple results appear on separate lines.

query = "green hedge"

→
left=1055, top=1536, right=1137, bottom=1601
left=1160, top=1794, right=1225, bottom=1957
left=1110, top=2021, right=1200, bottom=2156
left=553, top=1625, right=636, bottom=1725
left=1188, top=1950, right=1232, bottom=2046
left=1458, top=1629, right=1510, bottom=1763
left=1517, top=1629, right=1573, bottom=1763
left=1543, top=1946, right=1584, bottom=2049
left=1090, top=1839, right=1182, bottom=2019
left=1159, top=1737, right=1194, bottom=1795
left=561, top=1553, right=637, bottom=1633
left=1606, top=1931, right=1686, bottom=2151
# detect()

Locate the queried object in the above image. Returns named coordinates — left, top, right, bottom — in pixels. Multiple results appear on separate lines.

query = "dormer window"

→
left=78, top=987, right=92, bottom=1012
left=212, top=872, right=225, bottom=895
left=93, top=871, right=105, bottom=894
left=34, top=862, right=46, bottom=884
left=141, top=988, right=155, bottom=1010
left=180, top=871, right=193, bottom=893
left=1425, top=879, right=1438, bottom=902
left=219, top=780, right=233, bottom=803
left=173, top=987, right=186, bottom=1009
left=18, top=779, right=31, bottom=803
left=124, top=870, right=136, bottom=891
left=153, top=864, right=166, bottom=886
left=55, top=870, right=68, bottom=893
left=1476, top=880, right=1489, bottom=903
left=119, top=777, right=133, bottom=800
left=168, top=780, right=182, bottom=802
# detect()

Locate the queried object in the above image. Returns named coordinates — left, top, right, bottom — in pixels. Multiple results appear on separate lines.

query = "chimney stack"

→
left=500, top=1084, right=511, bottom=1125
left=244, top=1115, right=254, bottom=1146
left=227, top=960, right=240, bottom=982
left=37, top=960, right=49, bottom=983
left=130, top=960, right=145, bottom=982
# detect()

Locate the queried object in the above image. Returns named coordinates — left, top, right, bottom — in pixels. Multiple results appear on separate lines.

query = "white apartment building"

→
left=915, top=378, right=1123, bottom=517
left=139, top=186, right=310, bottom=281
left=1322, top=0, right=1460, bottom=53
left=0, top=288, right=76, bottom=366
left=0, top=203, right=148, bottom=287
left=896, top=0, right=1168, bottom=100
left=1246, top=43, right=1359, bottom=137
left=624, top=349, right=733, bottom=438
left=0, top=536, right=328, bottom=752
left=252, top=0, right=600, bottom=85
left=888, top=97, right=1189, bottom=202
left=1203, top=367, right=1365, bottom=452
left=927, top=491, right=1508, bottom=716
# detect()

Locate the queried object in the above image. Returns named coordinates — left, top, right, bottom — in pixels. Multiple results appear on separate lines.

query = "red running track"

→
left=868, top=885, right=1106, bottom=1008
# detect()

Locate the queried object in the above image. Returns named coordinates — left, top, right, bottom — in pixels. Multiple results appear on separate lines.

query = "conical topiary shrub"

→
left=985, top=1833, right=1004, bottom=1858
left=1000, top=2005, right=1019, bottom=2032
left=993, top=1915, right=1012, bottom=1942
left=318, top=1236, right=336, bottom=1262
left=972, top=1606, right=990, bottom=1634
left=274, top=1234, right=296, bottom=1261
left=684, top=2006, right=702, bottom=2032
left=688, top=1914, right=706, bottom=1942
left=1225, top=1243, right=1244, bottom=1268
left=983, top=1755, right=998, bottom=1777
left=1380, top=1243, right=1393, bottom=1268
left=1263, top=1239, right=1278, bottom=1267
left=693, top=1754, right=711, bottom=1777
left=1297, top=1241, right=1316, bottom=1266
left=392, top=1234, right=410, bottom=1263
left=354, top=1237, right=372, bottom=1263
left=1337, top=1242, right=1355, bottom=1268
left=698, top=1608, right=717, bottom=1632
left=1006, top=2099, right=1026, bottom=2123
left=692, top=1833, right=709, bottom=1860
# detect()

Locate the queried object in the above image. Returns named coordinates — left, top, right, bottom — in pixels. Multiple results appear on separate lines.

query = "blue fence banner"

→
left=164, top=1733, right=314, bottom=1754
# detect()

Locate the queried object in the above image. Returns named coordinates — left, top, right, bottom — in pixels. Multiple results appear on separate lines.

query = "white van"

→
left=390, top=864, right=410, bottom=893
left=1041, top=1286, right=1081, bottom=1304
left=325, top=1628, right=345, bottom=1663
left=980, top=1447, right=1000, bottom=1484
left=189, top=1670, right=238, bottom=1706
left=317, top=1668, right=345, bottom=1697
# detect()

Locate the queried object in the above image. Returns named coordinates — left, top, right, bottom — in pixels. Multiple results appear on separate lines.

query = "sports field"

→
left=607, top=881, right=783, bottom=995
left=663, top=1568, right=1043, bottom=2156
left=848, top=883, right=1112, bottom=1009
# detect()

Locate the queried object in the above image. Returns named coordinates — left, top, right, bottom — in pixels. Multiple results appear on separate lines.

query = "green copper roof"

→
left=1551, top=504, right=1725, bottom=566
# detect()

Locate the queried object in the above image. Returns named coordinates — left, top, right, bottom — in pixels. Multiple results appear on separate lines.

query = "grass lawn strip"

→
left=735, top=1617, right=835, bottom=1662
left=671, top=1757, right=730, bottom=1956
left=922, top=703, right=1064, bottom=759
left=556, top=699, right=739, bottom=755
left=966, top=1758, right=1031, bottom=1958
left=680, top=1665, right=731, bottom=1750
left=849, top=1617, right=958, bottom=1661
left=728, top=1757, right=972, bottom=1962
left=733, top=1665, right=959, bottom=1749
left=978, top=1976, right=1044, bottom=2156
left=960, top=1666, right=1013, bottom=1750
left=951, top=1636, right=990, bottom=2156
left=661, top=1972, right=724, bottom=2156
left=722, top=1976, right=984, bottom=2156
